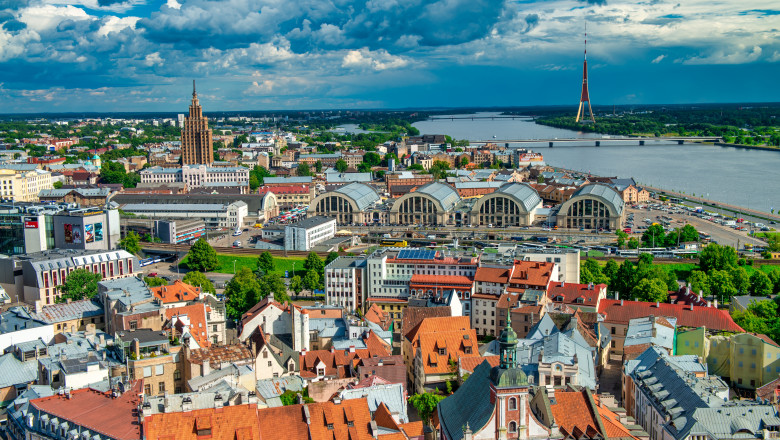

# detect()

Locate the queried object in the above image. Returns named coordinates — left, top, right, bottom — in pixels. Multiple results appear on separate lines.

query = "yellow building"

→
left=676, top=328, right=780, bottom=391
left=0, top=167, right=53, bottom=202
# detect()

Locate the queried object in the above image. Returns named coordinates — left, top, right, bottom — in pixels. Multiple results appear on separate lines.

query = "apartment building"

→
left=0, top=166, right=53, bottom=202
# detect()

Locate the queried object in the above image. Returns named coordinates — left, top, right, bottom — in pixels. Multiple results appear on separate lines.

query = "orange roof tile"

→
left=592, top=395, right=640, bottom=440
left=598, top=299, right=743, bottom=332
left=165, top=303, right=211, bottom=348
left=459, top=355, right=500, bottom=374
left=548, top=282, right=606, bottom=307
left=144, top=404, right=261, bottom=440
left=256, top=405, right=310, bottom=440
left=188, top=343, right=253, bottom=367
left=408, top=316, right=479, bottom=375
left=31, top=381, right=144, bottom=440
left=300, top=332, right=390, bottom=379
left=151, top=280, right=200, bottom=304
left=550, top=390, right=601, bottom=439
left=364, top=304, right=391, bottom=331
left=308, top=399, right=374, bottom=440
left=410, top=274, right=474, bottom=287
left=474, top=267, right=510, bottom=283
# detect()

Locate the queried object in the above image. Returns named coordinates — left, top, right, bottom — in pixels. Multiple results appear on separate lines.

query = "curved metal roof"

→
left=333, top=183, right=380, bottom=211
left=571, top=183, right=625, bottom=214
left=414, top=182, right=461, bottom=211
left=495, top=183, right=542, bottom=212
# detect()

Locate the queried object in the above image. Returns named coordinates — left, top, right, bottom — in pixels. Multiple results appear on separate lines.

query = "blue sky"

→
left=0, top=0, right=778, bottom=112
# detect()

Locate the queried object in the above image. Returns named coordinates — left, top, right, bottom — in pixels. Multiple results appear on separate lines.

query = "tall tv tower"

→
left=576, top=22, right=596, bottom=123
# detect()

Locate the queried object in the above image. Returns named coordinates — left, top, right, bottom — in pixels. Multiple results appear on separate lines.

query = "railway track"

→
left=139, top=242, right=334, bottom=258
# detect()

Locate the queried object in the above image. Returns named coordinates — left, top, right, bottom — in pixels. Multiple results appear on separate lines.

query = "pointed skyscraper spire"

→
left=192, top=79, right=197, bottom=97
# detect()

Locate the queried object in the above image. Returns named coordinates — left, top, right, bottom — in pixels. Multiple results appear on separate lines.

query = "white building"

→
left=324, top=256, right=366, bottom=312
left=120, top=201, right=248, bottom=229
left=284, top=216, right=337, bottom=251
left=0, top=307, right=55, bottom=353
left=139, top=165, right=249, bottom=189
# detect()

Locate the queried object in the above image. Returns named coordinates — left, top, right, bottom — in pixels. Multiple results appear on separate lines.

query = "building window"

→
left=158, top=382, right=165, bottom=393
left=174, top=370, right=181, bottom=380
left=509, top=397, right=517, bottom=410
left=508, top=421, right=517, bottom=433
left=144, top=384, right=151, bottom=395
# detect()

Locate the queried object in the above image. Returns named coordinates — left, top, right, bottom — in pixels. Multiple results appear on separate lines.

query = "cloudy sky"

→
left=0, top=0, right=778, bottom=112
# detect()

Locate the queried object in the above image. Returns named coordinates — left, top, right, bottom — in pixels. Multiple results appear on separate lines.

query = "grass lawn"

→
left=180, top=253, right=307, bottom=277
left=753, top=232, right=779, bottom=239
left=581, top=250, right=605, bottom=258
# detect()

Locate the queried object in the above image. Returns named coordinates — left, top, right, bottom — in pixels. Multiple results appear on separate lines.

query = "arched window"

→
left=508, top=397, right=517, bottom=410
left=508, top=421, right=517, bottom=433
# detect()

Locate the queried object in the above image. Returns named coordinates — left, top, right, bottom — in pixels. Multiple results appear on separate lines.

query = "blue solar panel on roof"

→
left=397, top=249, right=436, bottom=260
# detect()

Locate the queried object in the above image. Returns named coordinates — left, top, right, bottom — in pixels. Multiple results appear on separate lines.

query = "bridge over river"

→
left=475, top=136, right=722, bottom=147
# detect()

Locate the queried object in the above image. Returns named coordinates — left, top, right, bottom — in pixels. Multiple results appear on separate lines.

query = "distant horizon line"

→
left=2, top=101, right=779, bottom=118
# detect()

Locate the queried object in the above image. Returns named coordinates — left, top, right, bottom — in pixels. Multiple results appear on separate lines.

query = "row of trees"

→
left=581, top=255, right=678, bottom=303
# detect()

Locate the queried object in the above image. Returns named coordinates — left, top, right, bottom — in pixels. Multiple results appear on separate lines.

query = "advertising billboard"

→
left=64, top=224, right=83, bottom=244
left=24, top=216, right=38, bottom=229
left=85, top=224, right=94, bottom=243
left=94, top=222, right=103, bottom=242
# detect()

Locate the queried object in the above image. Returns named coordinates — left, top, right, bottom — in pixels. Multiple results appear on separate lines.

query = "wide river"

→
left=410, top=112, right=780, bottom=214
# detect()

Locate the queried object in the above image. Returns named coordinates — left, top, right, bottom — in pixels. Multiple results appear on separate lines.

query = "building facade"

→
left=181, top=82, right=214, bottom=165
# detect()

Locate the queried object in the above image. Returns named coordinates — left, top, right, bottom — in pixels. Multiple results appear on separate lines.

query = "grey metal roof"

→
left=0, top=307, right=48, bottom=333
left=413, top=182, right=461, bottom=211
left=571, top=183, right=625, bottom=213
left=327, top=172, right=372, bottom=183
left=493, top=183, right=542, bottom=212
left=285, top=216, right=335, bottom=230
left=438, top=361, right=495, bottom=440
left=121, top=202, right=243, bottom=212
left=624, top=316, right=676, bottom=350
left=0, top=353, right=38, bottom=389
left=39, top=188, right=112, bottom=198
left=264, top=176, right=312, bottom=184
left=333, top=182, right=380, bottom=211
left=33, top=299, right=103, bottom=324
left=255, top=375, right=305, bottom=407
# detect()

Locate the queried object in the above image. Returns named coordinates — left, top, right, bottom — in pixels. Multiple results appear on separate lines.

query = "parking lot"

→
left=625, top=203, right=769, bottom=249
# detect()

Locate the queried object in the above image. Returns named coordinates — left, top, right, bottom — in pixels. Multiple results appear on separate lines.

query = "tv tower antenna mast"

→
left=576, top=21, right=596, bottom=123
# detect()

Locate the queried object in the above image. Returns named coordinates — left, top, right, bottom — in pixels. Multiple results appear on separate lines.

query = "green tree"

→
left=429, top=160, right=451, bottom=180
left=767, top=234, right=780, bottom=252
left=630, top=278, right=669, bottom=303
left=699, top=244, right=738, bottom=273
left=290, top=275, right=303, bottom=295
left=315, top=160, right=324, bottom=173
left=262, top=272, right=289, bottom=303
left=59, top=269, right=102, bottom=302
left=688, top=270, right=711, bottom=296
left=303, top=269, right=321, bottom=291
left=185, top=238, right=220, bottom=272
left=616, top=230, right=628, bottom=248
left=581, top=259, right=609, bottom=285
left=769, top=270, right=780, bottom=294
left=182, top=271, right=215, bottom=293
left=668, top=224, right=699, bottom=245
left=642, top=224, right=666, bottom=247
left=409, top=392, right=446, bottom=427
left=362, top=152, right=382, bottom=167
left=613, top=260, right=637, bottom=299
left=603, top=259, right=619, bottom=288
left=407, top=164, right=425, bottom=171
left=536, top=175, right=545, bottom=184
left=303, top=252, right=324, bottom=274
left=627, top=237, right=639, bottom=249
left=325, top=252, right=340, bottom=267
left=709, top=270, right=738, bottom=304
left=729, top=266, right=751, bottom=294
left=249, top=174, right=260, bottom=191
left=224, top=267, right=263, bottom=318
left=297, top=162, right=311, bottom=177
left=144, top=276, right=167, bottom=287
left=459, top=156, right=470, bottom=169
left=119, top=231, right=141, bottom=255
left=53, top=181, right=63, bottom=189
left=257, top=251, right=275, bottom=274
left=750, top=271, right=774, bottom=296
left=335, top=158, right=348, bottom=172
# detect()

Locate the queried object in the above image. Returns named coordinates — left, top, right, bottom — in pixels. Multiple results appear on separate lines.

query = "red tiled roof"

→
left=308, top=399, right=374, bottom=440
left=598, top=299, right=743, bottom=332
left=364, top=304, right=391, bottom=331
left=165, top=303, right=211, bottom=348
left=410, top=274, right=474, bottom=287
left=459, top=356, right=500, bottom=374
left=300, top=332, right=390, bottom=379
left=407, top=316, right=479, bottom=375
left=256, top=405, right=310, bottom=440
left=144, top=404, right=262, bottom=440
left=551, top=390, right=601, bottom=439
left=474, top=267, right=510, bottom=283
left=548, top=282, right=606, bottom=307
left=152, top=280, right=201, bottom=304
left=401, top=306, right=451, bottom=337
left=257, top=185, right=309, bottom=195
left=508, top=261, right=555, bottom=289
left=31, top=381, right=143, bottom=440
left=593, top=395, right=641, bottom=440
